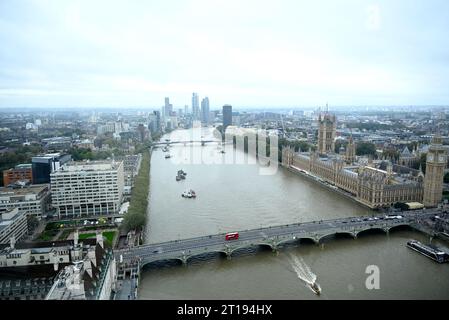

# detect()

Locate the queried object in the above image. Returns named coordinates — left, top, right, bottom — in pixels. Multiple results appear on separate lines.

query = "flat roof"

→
left=55, top=160, right=123, bottom=172
left=0, top=184, right=49, bottom=196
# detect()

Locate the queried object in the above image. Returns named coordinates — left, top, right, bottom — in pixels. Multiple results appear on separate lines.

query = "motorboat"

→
left=165, top=154, right=171, bottom=159
left=309, top=282, right=321, bottom=295
left=176, top=175, right=181, bottom=181
left=181, top=189, right=197, bottom=198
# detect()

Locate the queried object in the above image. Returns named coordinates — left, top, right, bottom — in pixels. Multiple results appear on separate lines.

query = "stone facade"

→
left=423, top=135, right=447, bottom=207
left=282, top=146, right=425, bottom=209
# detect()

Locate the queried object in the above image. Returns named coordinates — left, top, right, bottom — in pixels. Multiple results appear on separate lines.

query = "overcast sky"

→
left=0, top=0, right=448, bottom=109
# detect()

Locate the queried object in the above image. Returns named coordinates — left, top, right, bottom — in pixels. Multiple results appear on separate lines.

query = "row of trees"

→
left=121, top=150, right=150, bottom=233
left=68, top=148, right=113, bottom=161
left=120, top=131, right=167, bottom=232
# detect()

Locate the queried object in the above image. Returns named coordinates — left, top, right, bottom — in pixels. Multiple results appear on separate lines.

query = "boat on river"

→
left=181, top=189, right=196, bottom=198
left=309, top=282, right=321, bottom=295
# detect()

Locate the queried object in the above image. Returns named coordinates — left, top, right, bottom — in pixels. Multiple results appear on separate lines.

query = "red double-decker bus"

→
left=225, top=232, right=239, bottom=241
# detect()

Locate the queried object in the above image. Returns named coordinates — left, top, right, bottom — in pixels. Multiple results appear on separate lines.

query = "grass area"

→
left=77, top=231, right=116, bottom=246
left=122, top=150, right=150, bottom=232
left=38, top=229, right=59, bottom=241
left=78, top=233, right=96, bottom=240
left=102, top=231, right=116, bottom=246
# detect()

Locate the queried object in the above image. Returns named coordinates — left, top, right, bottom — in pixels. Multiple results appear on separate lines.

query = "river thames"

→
left=139, top=127, right=449, bottom=299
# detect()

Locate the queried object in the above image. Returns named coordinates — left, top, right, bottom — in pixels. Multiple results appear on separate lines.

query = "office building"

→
left=201, top=97, right=210, bottom=125
left=3, top=164, right=32, bottom=186
left=50, top=160, right=124, bottom=218
left=0, top=185, right=51, bottom=219
left=32, top=153, right=71, bottom=184
left=164, top=97, right=173, bottom=117
left=0, top=208, right=28, bottom=245
left=223, top=104, right=233, bottom=131
left=192, top=93, right=199, bottom=120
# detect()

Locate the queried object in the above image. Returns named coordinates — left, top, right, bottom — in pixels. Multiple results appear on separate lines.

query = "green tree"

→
left=356, top=142, right=376, bottom=156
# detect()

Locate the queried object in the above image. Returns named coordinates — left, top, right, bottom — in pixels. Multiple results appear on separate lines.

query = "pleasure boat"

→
left=182, top=189, right=196, bottom=198
left=165, top=154, right=171, bottom=159
left=309, top=282, right=321, bottom=295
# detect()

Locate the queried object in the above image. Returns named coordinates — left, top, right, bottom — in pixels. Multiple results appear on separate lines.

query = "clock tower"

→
left=423, top=134, right=447, bottom=207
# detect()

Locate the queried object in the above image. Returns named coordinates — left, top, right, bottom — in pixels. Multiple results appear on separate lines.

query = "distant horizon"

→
left=0, top=104, right=448, bottom=114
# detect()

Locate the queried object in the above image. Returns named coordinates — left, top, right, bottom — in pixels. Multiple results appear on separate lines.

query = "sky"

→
left=0, top=0, right=448, bottom=109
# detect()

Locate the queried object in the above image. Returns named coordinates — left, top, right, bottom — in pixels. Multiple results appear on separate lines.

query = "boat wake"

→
left=287, top=254, right=321, bottom=295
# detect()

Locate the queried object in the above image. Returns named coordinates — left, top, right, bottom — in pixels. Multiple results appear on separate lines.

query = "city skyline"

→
left=1, top=0, right=449, bottom=109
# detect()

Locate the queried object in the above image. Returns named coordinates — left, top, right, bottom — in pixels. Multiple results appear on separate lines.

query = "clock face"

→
left=439, top=155, right=446, bottom=162
left=428, top=153, right=434, bottom=161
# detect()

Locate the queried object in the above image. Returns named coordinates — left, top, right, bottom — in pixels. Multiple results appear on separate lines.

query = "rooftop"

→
left=0, top=184, right=49, bottom=196
left=54, top=160, right=123, bottom=173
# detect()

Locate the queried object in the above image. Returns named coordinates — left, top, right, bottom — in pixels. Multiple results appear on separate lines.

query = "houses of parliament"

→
left=281, top=111, right=447, bottom=209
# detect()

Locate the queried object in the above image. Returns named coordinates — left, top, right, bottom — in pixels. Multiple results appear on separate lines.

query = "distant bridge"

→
left=151, top=140, right=219, bottom=146
left=116, top=210, right=441, bottom=268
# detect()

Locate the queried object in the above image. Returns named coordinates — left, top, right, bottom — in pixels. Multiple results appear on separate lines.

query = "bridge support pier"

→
left=224, top=246, right=232, bottom=260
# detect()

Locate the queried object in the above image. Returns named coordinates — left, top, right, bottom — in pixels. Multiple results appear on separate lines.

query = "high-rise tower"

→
left=222, top=105, right=232, bottom=131
left=201, top=97, right=210, bottom=124
left=423, top=134, right=447, bottom=207
left=192, top=93, right=199, bottom=120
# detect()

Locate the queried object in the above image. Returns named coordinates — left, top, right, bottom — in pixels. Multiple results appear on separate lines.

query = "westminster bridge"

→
left=115, top=209, right=444, bottom=268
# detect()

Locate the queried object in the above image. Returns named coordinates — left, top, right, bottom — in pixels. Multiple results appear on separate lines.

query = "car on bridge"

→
left=225, top=232, right=239, bottom=241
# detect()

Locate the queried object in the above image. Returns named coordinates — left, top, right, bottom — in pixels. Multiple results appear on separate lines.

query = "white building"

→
left=0, top=185, right=51, bottom=219
left=0, top=208, right=28, bottom=245
left=0, top=239, right=71, bottom=269
left=50, top=160, right=124, bottom=218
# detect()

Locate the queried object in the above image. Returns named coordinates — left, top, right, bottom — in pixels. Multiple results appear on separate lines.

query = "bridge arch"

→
left=140, top=257, right=184, bottom=269
left=386, top=223, right=413, bottom=233
left=229, top=242, right=274, bottom=256
left=276, top=238, right=301, bottom=248
left=355, top=227, right=388, bottom=237
left=318, top=231, right=356, bottom=243
left=185, top=250, right=228, bottom=264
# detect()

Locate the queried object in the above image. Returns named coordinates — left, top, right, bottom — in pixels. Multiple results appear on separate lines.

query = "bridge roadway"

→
left=116, top=210, right=441, bottom=267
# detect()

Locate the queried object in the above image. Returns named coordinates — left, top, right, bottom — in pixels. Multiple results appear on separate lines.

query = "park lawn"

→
left=78, top=233, right=96, bottom=240
left=102, top=231, right=116, bottom=246
left=38, top=229, right=59, bottom=241
left=77, top=231, right=116, bottom=246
